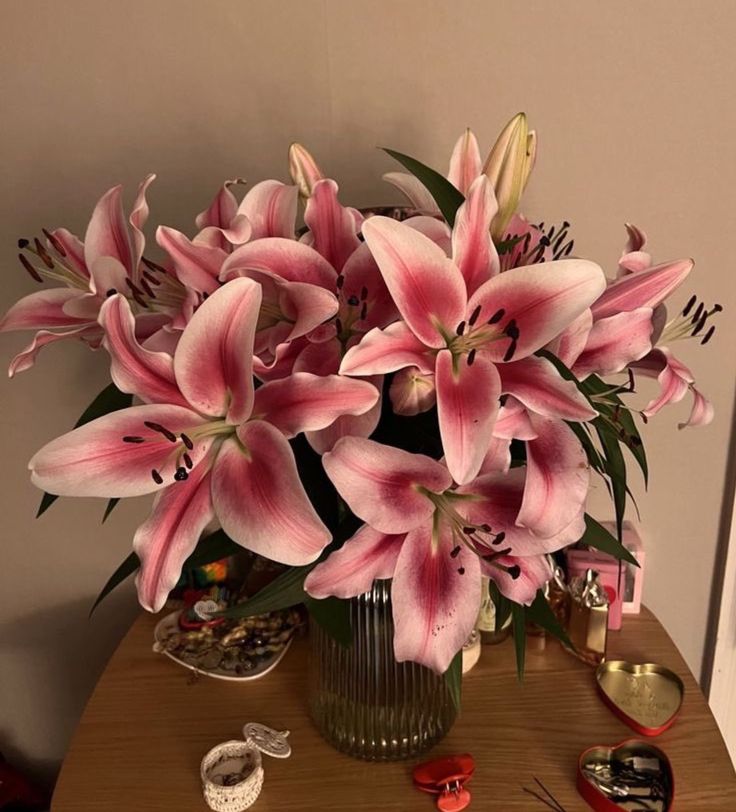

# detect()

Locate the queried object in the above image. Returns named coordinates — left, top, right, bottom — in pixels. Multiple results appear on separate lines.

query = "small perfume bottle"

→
left=564, top=569, right=609, bottom=666
left=477, top=577, right=512, bottom=645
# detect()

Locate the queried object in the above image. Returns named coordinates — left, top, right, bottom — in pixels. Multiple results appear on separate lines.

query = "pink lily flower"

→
left=305, top=437, right=583, bottom=673
left=1, top=176, right=171, bottom=374
left=28, top=278, right=379, bottom=612
left=340, top=213, right=606, bottom=484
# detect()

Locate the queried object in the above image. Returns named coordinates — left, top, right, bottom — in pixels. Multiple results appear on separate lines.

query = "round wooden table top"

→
left=52, top=607, right=736, bottom=811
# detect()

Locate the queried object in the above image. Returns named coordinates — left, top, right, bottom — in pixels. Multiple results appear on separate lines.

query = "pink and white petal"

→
left=221, top=238, right=337, bottom=289
left=237, top=180, right=298, bottom=240
left=478, top=436, right=512, bottom=475
left=279, top=280, right=339, bottom=341
left=467, top=259, right=606, bottom=361
left=156, top=226, right=222, bottom=294
left=392, top=522, right=481, bottom=673
left=493, top=398, right=538, bottom=441
left=48, top=228, right=89, bottom=277
left=212, top=424, right=330, bottom=564
left=306, top=388, right=383, bottom=454
left=99, top=295, right=188, bottom=406
left=483, top=553, right=551, bottom=605
left=134, top=454, right=215, bottom=612
left=592, top=259, right=693, bottom=319
left=322, top=436, right=452, bottom=534
left=382, top=172, right=441, bottom=215
left=340, top=322, right=434, bottom=376
left=636, top=348, right=693, bottom=418
left=362, top=216, right=466, bottom=348
left=572, top=308, right=653, bottom=379
left=61, top=293, right=104, bottom=320
left=618, top=251, right=652, bottom=276
left=0, top=289, right=93, bottom=331
left=516, top=415, right=589, bottom=538
left=84, top=184, right=134, bottom=276
left=252, top=373, right=379, bottom=438
left=303, top=179, right=361, bottom=272
left=253, top=336, right=308, bottom=382
left=679, top=387, right=714, bottom=429
left=452, top=175, right=500, bottom=294
left=403, top=216, right=453, bottom=256
left=28, top=404, right=211, bottom=497
left=194, top=180, right=240, bottom=245
left=7, top=326, right=99, bottom=376
left=289, top=143, right=325, bottom=198
left=499, top=356, right=597, bottom=421
left=623, top=223, right=648, bottom=255
left=129, top=174, right=156, bottom=274
left=293, top=337, right=341, bottom=376
left=340, top=242, right=398, bottom=329
left=174, top=277, right=260, bottom=423
left=545, top=309, right=593, bottom=368
left=389, top=367, right=436, bottom=416
left=304, top=524, right=404, bottom=599
left=447, top=128, right=482, bottom=196
left=436, top=348, right=501, bottom=485
left=87, top=256, right=129, bottom=297
left=195, top=215, right=252, bottom=250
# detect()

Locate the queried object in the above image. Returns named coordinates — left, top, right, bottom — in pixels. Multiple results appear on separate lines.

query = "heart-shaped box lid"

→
left=595, top=661, right=684, bottom=736
left=577, top=739, right=674, bottom=811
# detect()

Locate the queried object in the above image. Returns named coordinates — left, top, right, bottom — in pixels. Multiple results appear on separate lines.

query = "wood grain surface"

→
left=52, top=607, right=736, bottom=811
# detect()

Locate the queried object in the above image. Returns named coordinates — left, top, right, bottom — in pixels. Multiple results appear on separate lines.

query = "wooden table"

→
left=52, top=607, right=736, bottom=810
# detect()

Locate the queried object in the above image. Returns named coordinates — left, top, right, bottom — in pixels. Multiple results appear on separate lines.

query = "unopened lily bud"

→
left=288, top=143, right=325, bottom=198
left=389, top=367, right=436, bottom=416
left=483, top=113, right=536, bottom=241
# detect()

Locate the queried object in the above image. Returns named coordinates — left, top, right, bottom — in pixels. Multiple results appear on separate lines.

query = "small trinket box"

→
left=413, top=754, right=475, bottom=811
left=564, top=570, right=609, bottom=667
left=201, top=723, right=291, bottom=811
left=566, top=549, right=624, bottom=630
left=577, top=739, right=674, bottom=811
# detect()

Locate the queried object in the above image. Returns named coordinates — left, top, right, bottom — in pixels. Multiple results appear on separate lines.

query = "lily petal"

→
left=382, top=172, right=441, bottom=215
left=572, top=308, right=653, bottom=379
left=238, top=180, right=298, bottom=240
left=305, top=386, right=384, bottom=454
left=129, top=174, right=156, bottom=275
left=0, top=289, right=93, bottom=332
left=435, top=348, right=501, bottom=485
left=156, top=226, right=222, bottom=294
left=452, top=175, right=500, bottom=294
left=545, top=309, right=593, bottom=368
left=252, top=373, right=379, bottom=438
left=389, top=367, right=436, bottom=416
left=392, top=522, right=481, bottom=673
left=492, top=398, right=538, bottom=441
left=304, top=524, right=405, bottom=599
left=679, top=387, right=714, bottom=429
left=29, top=404, right=211, bottom=497
left=212, top=423, right=330, bottom=564
left=340, top=322, right=434, bottom=376
left=304, top=179, right=361, bottom=272
left=134, top=453, right=215, bottom=612
left=322, top=436, right=452, bottom=534
left=7, top=326, right=99, bottom=376
left=362, top=216, right=467, bottom=348
left=174, top=277, right=260, bottom=423
left=447, top=128, right=482, bottom=196
left=221, top=238, right=337, bottom=289
left=84, top=184, right=134, bottom=277
left=592, top=259, right=693, bottom=319
left=499, top=356, right=597, bottom=421
left=483, top=553, right=551, bottom=605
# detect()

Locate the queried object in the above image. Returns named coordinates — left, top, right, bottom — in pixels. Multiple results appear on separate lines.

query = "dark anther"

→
left=17, top=238, right=30, bottom=249
left=360, top=303, right=368, bottom=321
left=504, top=319, right=519, bottom=339
left=481, top=523, right=492, bottom=532
left=493, top=531, right=506, bottom=545
left=713, top=303, right=723, bottom=313
left=122, top=436, right=145, bottom=444
left=336, top=274, right=345, bottom=289
left=141, top=257, right=168, bottom=274
left=539, top=235, right=551, bottom=247
left=487, top=308, right=505, bottom=325
left=106, top=288, right=117, bottom=297
left=140, top=278, right=156, bottom=299
left=692, top=312, right=708, bottom=336
left=457, top=567, right=466, bottom=575
left=508, top=565, right=521, bottom=580
left=462, top=526, right=475, bottom=535
left=450, top=546, right=461, bottom=558
left=360, top=286, right=368, bottom=301
left=19, top=254, right=43, bottom=282
left=456, top=320, right=466, bottom=336
left=468, top=305, right=482, bottom=326
left=503, top=339, right=517, bottom=362
left=701, top=325, right=716, bottom=345
left=42, top=229, right=67, bottom=257
left=691, top=302, right=704, bottom=324
left=151, top=469, right=163, bottom=484
left=125, top=277, right=145, bottom=297
left=174, top=467, right=189, bottom=481
left=183, top=453, right=194, bottom=469
left=180, top=433, right=194, bottom=450
left=347, top=295, right=360, bottom=306
left=682, top=294, right=697, bottom=317
left=34, top=238, right=55, bottom=269
left=142, top=270, right=162, bottom=286
left=144, top=421, right=177, bottom=442
left=467, top=349, right=477, bottom=367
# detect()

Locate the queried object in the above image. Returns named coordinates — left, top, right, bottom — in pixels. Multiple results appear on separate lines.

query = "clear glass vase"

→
left=308, top=580, right=458, bottom=761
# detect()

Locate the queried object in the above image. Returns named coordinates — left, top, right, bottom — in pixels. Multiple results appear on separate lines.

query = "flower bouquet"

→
left=2, top=113, right=717, bottom=750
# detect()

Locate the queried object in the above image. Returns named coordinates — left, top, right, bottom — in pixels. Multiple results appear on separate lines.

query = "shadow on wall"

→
left=0, top=587, right=138, bottom=791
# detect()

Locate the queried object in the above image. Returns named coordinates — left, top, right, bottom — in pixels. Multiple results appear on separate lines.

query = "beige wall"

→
left=1, top=0, right=735, bottom=786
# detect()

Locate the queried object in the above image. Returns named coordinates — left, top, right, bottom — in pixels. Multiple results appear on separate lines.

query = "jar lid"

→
left=242, top=723, right=291, bottom=759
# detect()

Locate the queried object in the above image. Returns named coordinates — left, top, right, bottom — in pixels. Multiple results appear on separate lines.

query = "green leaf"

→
left=216, top=564, right=312, bottom=618
left=526, top=590, right=571, bottom=648
left=511, top=604, right=527, bottom=682
left=566, top=421, right=606, bottom=474
left=37, top=384, right=133, bottom=518
left=488, top=580, right=511, bottom=631
left=101, top=497, right=120, bottom=523
left=581, top=514, right=639, bottom=567
left=89, top=551, right=140, bottom=616
left=305, top=596, right=353, bottom=647
left=444, top=649, right=463, bottom=712
left=383, top=148, right=465, bottom=226
left=595, top=419, right=627, bottom=540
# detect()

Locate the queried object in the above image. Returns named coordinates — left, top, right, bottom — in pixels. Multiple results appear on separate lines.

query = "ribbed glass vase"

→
left=308, top=580, right=458, bottom=761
